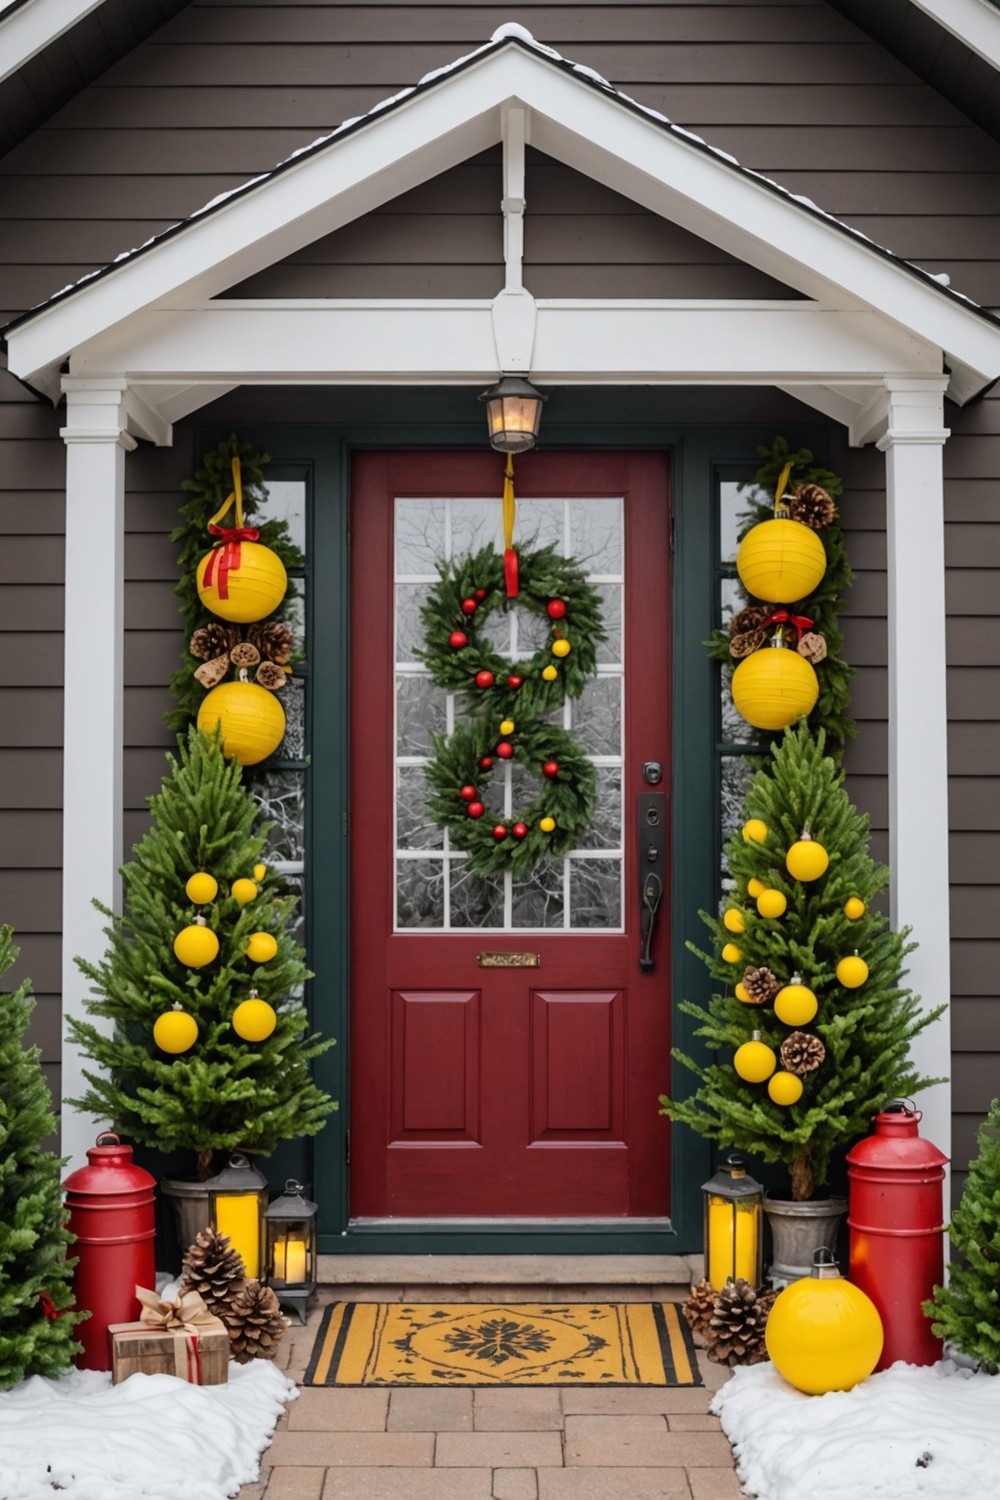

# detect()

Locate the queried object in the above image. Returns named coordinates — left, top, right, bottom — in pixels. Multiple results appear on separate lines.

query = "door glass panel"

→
left=394, top=494, right=625, bottom=931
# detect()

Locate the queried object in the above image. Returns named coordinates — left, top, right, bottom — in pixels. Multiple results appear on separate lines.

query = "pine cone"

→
left=729, top=629, right=766, bottom=659
left=742, top=966, right=779, bottom=1004
left=256, top=662, right=287, bottom=691
left=223, top=1279, right=287, bottom=1364
left=194, top=653, right=231, bottom=690
left=179, top=1226, right=246, bottom=1313
left=230, top=641, right=261, bottom=667
left=729, top=605, right=769, bottom=638
left=780, top=1030, right=826, bottom=1075
left=682, top=1279, right=717, bottom=1339
left=789, top=483, right=836, bottom=530
left=705, top=1279, right=776, bottom=1366
left=248, top=620, right=295, bottom=665
left=797, top=631, right=828, bottom=664
left=191, top=623, right=238, bottom=661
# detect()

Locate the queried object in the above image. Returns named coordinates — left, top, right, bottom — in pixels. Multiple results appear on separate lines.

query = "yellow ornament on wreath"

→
left=196, top=541, right=287, bottom=624
left=732, top=639, right=819, bottom=731
left=736, top=517, right=826, bottom=604
left=197, top=680, right=285, bottom=766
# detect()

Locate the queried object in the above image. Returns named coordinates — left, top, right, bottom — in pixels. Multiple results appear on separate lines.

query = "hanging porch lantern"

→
left=205, top=1154, right=269, bottom=1279
left=702, top=1152, right=764, bottom=1291
left=263, top=1180, right=318, bottom=1323
left=478, top=375, right=547, bottom=453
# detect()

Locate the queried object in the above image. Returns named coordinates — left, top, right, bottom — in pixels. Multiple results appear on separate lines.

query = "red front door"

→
left=349, top=450, right=672, bottom=1219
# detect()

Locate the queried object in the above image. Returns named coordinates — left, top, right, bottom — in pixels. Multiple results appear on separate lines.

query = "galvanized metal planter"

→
left=764, top=1194, right=847, bottom=1288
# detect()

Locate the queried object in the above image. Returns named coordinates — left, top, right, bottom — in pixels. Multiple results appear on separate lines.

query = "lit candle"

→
left=214, top=1195, right=260, bottom=1279
left=274, top=1238, right=307, bottom=1284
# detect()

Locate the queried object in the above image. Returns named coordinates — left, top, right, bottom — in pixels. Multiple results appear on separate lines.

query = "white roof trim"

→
left=6, top=28, right=1000, bottom=411
left=0, top=0, right=104, bottom=85
left=909, top=0, right=1000, bottom=74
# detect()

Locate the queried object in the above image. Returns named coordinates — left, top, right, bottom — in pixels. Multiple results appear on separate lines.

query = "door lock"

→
left=642, top=761, right=663, bottom=785
left=637, top=791, right=667, bottom=973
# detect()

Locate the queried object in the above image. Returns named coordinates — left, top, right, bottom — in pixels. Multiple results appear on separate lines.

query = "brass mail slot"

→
left=477, top=951, right=541, bottom=969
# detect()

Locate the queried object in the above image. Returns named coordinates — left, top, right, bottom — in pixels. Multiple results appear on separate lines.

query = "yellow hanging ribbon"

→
left=208, top=456, right=245, bottom=531
left=502, top=454, right=519, bottom=596
left=202, top=456, right=259, bottom=599
left=774, top=458, right=794, bottom=516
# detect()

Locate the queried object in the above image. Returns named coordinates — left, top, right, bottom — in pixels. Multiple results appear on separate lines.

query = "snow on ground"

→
left=0, top=1359, right=297, bottom=1500
left=713, top=1359, right=1000, bottom=1500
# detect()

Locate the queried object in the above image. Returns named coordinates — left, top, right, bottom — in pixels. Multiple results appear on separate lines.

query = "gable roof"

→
left=5, top=24, right=1000, bottom=415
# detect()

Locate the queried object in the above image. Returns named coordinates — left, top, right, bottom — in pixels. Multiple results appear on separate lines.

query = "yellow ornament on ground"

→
left=253, top=863, right=268, bottom=882
left=231, top=878, right=259, bottom=905
left=742, top=818, right=769, bottom=844
left=765, top=1249, right=883, bottom=1395
left=837, top=953, right=869, bottom=989
left=551, top=639, right=571, bottom=658
left=153, top=1005, right=199, bottom=1055
left=723, top=908, right=745, bottom=935
left=768, top=1070, right=804, bottom=1106
left=539, top=816, right=556, bottom=833
left=734, top=1031, right=777, bottom=1083
left=721, top=943, right=742, bottom=965
left=774, top=980, right=818, bottom=1027
left=786, top=833, right=830, bottom=882
left=736, top=516, right=827, bottom=605
left=757, top=888, right=788, bottom=919
left=747, top=877, right=766, bottom=899
left=173, top=922, right=219, bottom=969
left=500, top=719, right=515, bottom=735
left=542, top=664, right=558, bottom=681
left=246, top=931, right=279, bottom=964
left=232, top=997, right=277, bottom=1043
left=731, top=641, right=819, bottom=731
left=185, top=872, right=218, bottom=905
left=197, top=680, right=286, bottom=767
left=844, top=897, right=866, bottom=920
left=196, top=540, right=287, bottom=624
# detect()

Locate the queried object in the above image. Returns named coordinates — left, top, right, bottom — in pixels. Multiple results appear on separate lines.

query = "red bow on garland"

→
left=202, top=457, right=260, bottom=600
left=762, top=609, right=814, bottom=644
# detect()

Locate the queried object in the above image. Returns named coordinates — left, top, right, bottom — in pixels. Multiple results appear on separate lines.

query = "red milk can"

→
left=63, top=1132, right=157, bottom=1370
left=846, top=1100, right=948, bottom=1370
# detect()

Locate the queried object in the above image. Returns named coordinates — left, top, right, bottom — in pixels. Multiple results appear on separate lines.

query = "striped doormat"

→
left=304, top=1301, right=701, bottom=1388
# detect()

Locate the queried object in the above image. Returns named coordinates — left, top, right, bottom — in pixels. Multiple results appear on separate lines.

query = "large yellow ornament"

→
left=173, top=922, right=219, bottom=969
left=197, top=681, right=285, bottom=766
left=768, top=1070, right=804, bottom=1106
left=196, top=540, right=287, bottom=624
left=734, top=1031, right=777, bottom=1083
left=786, top=833, right=830, bottom=883
left=246, top=931, right=279, bottom=964
left=837, top=953, right=869, bottom=989
left=765, top=1250, right=883, bottom=1394
left=721, top=943, right=743, bottom=964
left=756, top=888, right=787, bottom=919
left=723, top=908, right=745, bottom=935
left=153, top=1004, right=199, bottom=1055
left=774, top=979, right=818, bottom=1027
left=185, top=872, right=218, bottom=905
left=731, top=641, right=819, bottom=731
left=742, top=819, right=769, bottom=844
left=232, top=996, right=277, bottom=1042
left=844, top=897, right=866, bottom=921
left=736, top=517, right=826, bottom=605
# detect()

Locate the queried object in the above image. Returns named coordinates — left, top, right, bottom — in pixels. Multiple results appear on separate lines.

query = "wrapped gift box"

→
left=108, top=1314, right=229, bottom=1385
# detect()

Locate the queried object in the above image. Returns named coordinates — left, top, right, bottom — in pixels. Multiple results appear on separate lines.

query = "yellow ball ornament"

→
left=756, top=888, right=787, bottom=919
left=231, top=878, right=259, bottom=905
left=774, top=979, right=818, bottom=1027
left=786, top=834, right=830, bottom=883
left=185, top=872, right=218, bottom=905
left=747, top=877, right=767, bottom=899
left=736, top=516, right=826, bottom=605
left=837, top=953, right=869, bottom=989
left=197, top=681, right=285, bottom=767
left=735, top=982, right=758, bottom=1005
left=844, top=897, right=866, bottom=921
left=765, top=1250, right=883, bottom=1395
left=232, top=996, right=277, bottom=1043
left=768, top=1070, right=804, bottom=1106
left=721, top=943, right=742, bottom=964
left=153, top=1004, right=199, bottom=1055
left=499, top=719, right=515, bottom=735
left=734, top=1031, right=777, bottom=1083
left=196, top=540, right=287, bottom=624
left=723, top=908, right=745, bottom=935
left=551, top=638, right=571, bottom=658
left=542, top=664, right=558, bottom=682
left=173, top=922, right=219, bottom=969
left=539, top=816, right=556, bottom=833
left=742, top=819, right=769, bottom=844
left=246, top=931, right=279, bottom=964
left=253, top=864, right=268, bottom=882
left=731, top=643, right=819, bottom=731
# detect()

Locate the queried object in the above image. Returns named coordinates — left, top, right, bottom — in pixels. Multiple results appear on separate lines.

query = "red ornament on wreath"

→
left=459, top=785, right=477, bottom=801
left=467, top=801, right=485, bottom=819
left=449, top=631, right=468, bottom=649
left=475, top=670, right=495, bottom=688
left=543, top=760, right=559, bottom=778
left=496, top=741, right=514, bottom=759
left=493, top=825, right=508, bottom=842
left=474, top=589, right=487, bottom=601
left=461, top=598, right=478, bottom=615
left=479, top=756, right=493, bottom=769
left=547, top=599, right=567, bottom=619
left=512, top=823, right=528, bottom=840
left=507, top=675, right=523, bottom=689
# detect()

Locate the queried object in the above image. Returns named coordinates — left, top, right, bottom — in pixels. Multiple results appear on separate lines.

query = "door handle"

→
left=637, top=790, right=666, bottom=973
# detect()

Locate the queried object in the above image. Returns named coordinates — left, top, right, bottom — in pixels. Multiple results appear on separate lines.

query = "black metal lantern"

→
left=702, top=1151, right=764, bottom=1291
left=263, top=1179, right=318, bottom=1323
left=478, top=375, right=547, bottom=453
left=205, top=1154, right=269, bottom=1281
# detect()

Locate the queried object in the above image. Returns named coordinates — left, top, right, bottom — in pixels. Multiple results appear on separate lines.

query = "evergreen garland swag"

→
left=419, top=542, right=606, bottom=875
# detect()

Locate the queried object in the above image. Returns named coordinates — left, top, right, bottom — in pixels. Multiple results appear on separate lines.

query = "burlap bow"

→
left=135, top=1285, right=218, bottom=1334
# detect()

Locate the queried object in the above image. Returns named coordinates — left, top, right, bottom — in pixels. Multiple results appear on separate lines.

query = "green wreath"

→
left=419, top=542, right=607, bottom=875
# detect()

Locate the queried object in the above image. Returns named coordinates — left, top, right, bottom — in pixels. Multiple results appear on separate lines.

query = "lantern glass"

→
left=478, top=376, right=547, bottom=453
left=264, top=1180, right=318, bottom=1323
left=702, top=1153, right=763, bottom=1291
left=206, top=1154, right=268, bottom=1279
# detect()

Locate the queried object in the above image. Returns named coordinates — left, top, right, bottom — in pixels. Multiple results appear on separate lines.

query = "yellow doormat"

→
left=304, top=1302, right=701, bottom=1387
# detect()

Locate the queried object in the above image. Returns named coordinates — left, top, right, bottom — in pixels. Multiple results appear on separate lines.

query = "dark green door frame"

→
left=194, top=389, right=829, bottom=1255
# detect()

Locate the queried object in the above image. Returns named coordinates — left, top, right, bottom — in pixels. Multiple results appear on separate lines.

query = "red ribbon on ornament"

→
left=762, top=610, right=814, bottom=644
left=39, top=1290, right=59, bottom=1320
left=202, top=525, right=261, bottom=600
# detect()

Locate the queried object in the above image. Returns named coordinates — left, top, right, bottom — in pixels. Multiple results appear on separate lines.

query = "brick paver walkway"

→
left=240, top=1295, right=742, bottom=1500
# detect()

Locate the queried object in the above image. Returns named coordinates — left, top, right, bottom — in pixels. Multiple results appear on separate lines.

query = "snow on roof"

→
left=2, top=22, right=998, bottom=339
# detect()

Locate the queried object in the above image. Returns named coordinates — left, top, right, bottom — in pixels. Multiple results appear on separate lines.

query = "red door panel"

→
left=350, top=450, right=671, bottom=1220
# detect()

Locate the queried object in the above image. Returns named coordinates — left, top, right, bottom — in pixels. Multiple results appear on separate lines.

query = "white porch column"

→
left=877, top=377, right=952, bottom=1172
left=59, top=378, right=134, bottom=1172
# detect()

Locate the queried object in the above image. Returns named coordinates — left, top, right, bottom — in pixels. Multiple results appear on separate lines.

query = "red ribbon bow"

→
left=203, top=524, right=261, bottom=600
left=39, top=1290, right=59, bottom=1321
left=762, top=610, right=814, bottom=644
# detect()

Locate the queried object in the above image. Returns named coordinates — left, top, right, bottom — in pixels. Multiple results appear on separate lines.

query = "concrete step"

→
left=316, top=1253, right=701, bottom=1302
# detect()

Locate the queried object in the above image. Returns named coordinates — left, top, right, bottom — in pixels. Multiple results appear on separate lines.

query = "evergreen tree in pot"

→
left=67, top=729, right=335, bottom=1238
left=660, top=723, right=945, bottom=1276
